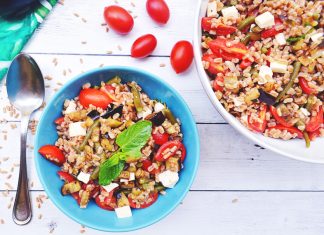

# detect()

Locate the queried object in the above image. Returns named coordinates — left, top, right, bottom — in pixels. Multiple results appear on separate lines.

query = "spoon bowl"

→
left=6, top=53, right=45, bottom=225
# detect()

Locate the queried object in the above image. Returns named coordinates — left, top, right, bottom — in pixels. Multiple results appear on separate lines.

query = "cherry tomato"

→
left=269, top=106, right=293, bottom=127
left=131, top=34, right=157, bottom=58
left=201, top=17, right=237, bottom=35
left=239, top=58, right=253, bottom=70
left=72, top=192, right=81, bottom=205
left=57, top=171, right=75, bottom=182
left=309, top=128, right=322, bottom=141
left=128, top=192, right=158, bottom=209
left=266, top=125, right=304, bottom=139
left=261, top=18, right=284, bottom=38
left=202, top=54, right=225, bottom=74
left=142, top=159, right=161, bottom=174
left=152, top=132, right=169, bottom=145
left=38, top=145, right=65, bottom=166
left=299, top=77, right=318, bottom=95
left=154, top=140, right=186, bottom=162
left=79, top=88, right=112, bottom=109
left=208, top=38, right=248, bottom=60
left=170, top=40, right=194, bottom=74
left=81, top=181, right=100, bottom=198
left=103, top=5, right=134, bottom=34
left=212, top=76, right=224, bottom=92
left=247, top=105, right=268, bottom=133
left=146, top=0, right=170, bottom=24
left=95, top=195, right=116, bottom=211
left=54, top=117, right=64, bottom=125
left=306, top=106, right=323, bottom=132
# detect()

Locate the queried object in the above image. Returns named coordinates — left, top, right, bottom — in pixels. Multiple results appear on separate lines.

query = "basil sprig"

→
left=99, top=120, right=152, bottom=185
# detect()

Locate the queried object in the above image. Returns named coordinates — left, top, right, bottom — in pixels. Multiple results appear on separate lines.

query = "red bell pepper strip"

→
left=266, top=125, right=304, bottom=139
left=208, top=38, right=248, bottom=60
left=299, top=77, right=318, bottom=95
left=247, top=105, right=268, bottom=133
left=261, top=18, right=284, bottom=39
left=269, top=106, right=294, bottom=127
left=306, top=106, right=323, bottom=132
left=202, top=54, right=225, bottom=74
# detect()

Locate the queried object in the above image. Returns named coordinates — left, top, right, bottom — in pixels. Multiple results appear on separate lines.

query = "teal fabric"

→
left=0, top=0, right=57, bottom=81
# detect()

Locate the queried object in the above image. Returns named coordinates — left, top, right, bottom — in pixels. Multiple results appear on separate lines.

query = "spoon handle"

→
left=12, top=115, right=32, bottom=225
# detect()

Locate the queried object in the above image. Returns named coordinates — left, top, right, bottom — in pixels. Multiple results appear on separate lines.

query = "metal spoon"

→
left=6, top=53, right=45, bottom=225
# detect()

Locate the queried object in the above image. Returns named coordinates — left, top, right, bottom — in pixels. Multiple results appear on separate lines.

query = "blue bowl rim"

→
left=34, top=66, right=200, bottom=232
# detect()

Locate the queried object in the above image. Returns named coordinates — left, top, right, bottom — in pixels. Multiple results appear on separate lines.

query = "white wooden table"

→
left=1, top=1, right=324, bottom=234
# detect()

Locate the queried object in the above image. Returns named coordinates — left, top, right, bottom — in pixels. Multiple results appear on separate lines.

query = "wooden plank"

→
left=1, top=122, right=324, bottom=191
left=24, top=0, right=197, bottom=56
left=0, top=190, right=324, bottom=235
left=1, top=54, right=224, bottom=123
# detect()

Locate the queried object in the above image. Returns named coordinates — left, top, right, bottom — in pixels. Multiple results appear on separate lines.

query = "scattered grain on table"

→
left=10, top=123, right=17, bottom=129
left=4, top=182, right=13, bottom=190
left=159, top=63, right=166, bottom=67
left=106, top=27, right=109, bottom=32
left=106, top=50, right=113, bottom=54
left=45, top=85, right=51, bottom=88
left=38, top=214, right=43, bottom=220
left=7, top=202, right=11, bottom=209
left=114, top=0, right=118, bottom=3
left=52, top=58, right=58, bottom=66
left=73, top=13, right=79, bottom=17
left=63, top=70, right=67, bottom=76
left=80, top=58, right=84, bottom=64
left=81, top=18, right=87, bottom=23
left=0, top=219, right=4, bottom=224
left=81, top=41, right=87, bottom=45
left=101, top=22, right=107, bottom=26
left=131, top=1, right=135, bottom=7
left=117, top=45, right=122, bottom=51
left=68, top=68, right=72, bottom=73
left=45, top=75, right=53, bottom=80
left=99, top=64, right=104, bottom=68
left=2, top=157, right=9, bottom=162
left=232, top=198, right=239, bottom=203
left=57, top=82, right=63, bottom=86
left=28, top=120, right=38, bottom=135
left=6, top=174, right=12, bottom=179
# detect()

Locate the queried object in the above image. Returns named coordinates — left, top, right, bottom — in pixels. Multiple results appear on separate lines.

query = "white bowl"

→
left=193, top=0, right=323, bottom=163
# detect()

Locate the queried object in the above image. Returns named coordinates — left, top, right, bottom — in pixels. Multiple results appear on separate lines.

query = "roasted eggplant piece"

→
left=101, top=105, right=123, bottom=119
left=116, top=192, right=130, bottom=207
left=145, top=111, right=166, bottom=126
left=106, top=118, right=123, bottom=128
left=87, top=110, right=101, bottom=120
left=166, top=157, right=180, bottom=172
left=258, top=89, right=276, bottom=106
left=318, top=91, right=324, bottom=102
left=120, top=181, right=135, bottom=189
left=61, top=181, right=81, bottom=195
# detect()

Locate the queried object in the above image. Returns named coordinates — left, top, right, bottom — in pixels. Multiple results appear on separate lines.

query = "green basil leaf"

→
left=119, top=148, right=142, bottom=160
left=116, top=120, right=152, bottom=154
left=99, top=160, right=125, bottom=186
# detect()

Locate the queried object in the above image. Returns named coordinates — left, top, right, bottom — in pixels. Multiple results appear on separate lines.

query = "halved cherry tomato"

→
left=269, top=106, right=293, bottom=127
left=103, top=5, right=134, bottom=34
left=100, top=85, right=118, bottom=102
left=212, top=76, right=224, bottom=92
left=309, top=128, right=322, bottom=141
left=266, top=125, right=304, bottom=138
left=261, top=18, right=284, bottom=39
left=154, top=140, right=186, bottom=162
left=306, top=106, right=323, bottom=132
left=128, top=192, right=158, bottom=209
left=146, top=0, right=170, bottom=24
left=247, top=105, right=268, bottom=133
left=95, top=194, right=117, bottom=211
left=57, top=171, right=75, bottom=182
left=54, top=117, right=64, bottom=125
left=170, top=41, right=194, bottom=74
left=72, top=192, right=81, bottom=205
left=131, top=34, right=157, bottom=58
left=152, top=132, right=169, bottom=145
left=79, top=88, right=112, bottom=109
left=202, top=54, right=225, bottom=74
left=142, top=159, right=161, bottom=174
left=239, top=58, right=253, bottom=70
left=299, top=77, right=318, bottom=95
left=38, top=145, right=65, bottom=166
left=201, top=17, right=236, bottom=35
left=208, top=38, right=248, bottom=60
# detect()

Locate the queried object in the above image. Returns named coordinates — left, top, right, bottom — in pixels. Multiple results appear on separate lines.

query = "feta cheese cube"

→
left=258, top=65, right=273, bottom=84
left=207, top=1, right=217, bottom=17
left=154, top=102, right=165, bottom=113
left=221, top=6, right=239, bottom=20
left=129, top=172, right=135, bottom=181
left=137, top=106, right=152, bottom=119
left=69, top=122, right=86, bottom=137
left=158, top=170, right=179, bottom=188
left=77, top=171, right=90, bottom=184
left=275, top=33, right=286, bottom=46
left=115, top=206, right=132, bottom=218
left=64, top=100, right=77, bottom=114
left=270, top=61, right=288, bottom=73
left=102, top=183, right=119, bottom=193
left=310, top=32, right=323, bottom=43
left=120, top=179, right=129, bottom=183
left=255, top=12, right=275, bottom=28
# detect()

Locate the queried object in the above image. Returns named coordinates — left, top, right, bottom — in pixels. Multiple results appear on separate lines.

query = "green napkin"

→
left=0, top=0, right=58, bottom=81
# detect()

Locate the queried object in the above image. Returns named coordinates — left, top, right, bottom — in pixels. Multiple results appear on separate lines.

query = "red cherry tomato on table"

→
left=79, top=88, right=112, bottom=109
left=128, top=192, right=158, bottom=209
left=103, top=5, right=134, bottom=34
left=306, top=106, right=323, bottom=132
left=299, top=77, right=318, bottom=95
left=154, top=140, right=186, bottom=162
left=269, top=106, right=293, bottom=127
left=54, top=117, right=64, bottom=125
left=131, top=34, right=157, bottom=58
left=142, top=159, right=161, bottom=174
left=170, top=40, right=194, bottom=74
left=247, top=105, right=268, bottom=133
left=266, top=125, right=304, bottom=139
left=152, top=132, right=169, bottom=145
left=38, top=145, right=65, bottom=166
left=146, top=0, right=170, bottom=24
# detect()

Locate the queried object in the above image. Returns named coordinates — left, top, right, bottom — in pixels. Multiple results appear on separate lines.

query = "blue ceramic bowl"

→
left=34, top=66, right=200, bottom=232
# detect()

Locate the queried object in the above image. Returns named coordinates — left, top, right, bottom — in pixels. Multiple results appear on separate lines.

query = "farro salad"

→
left=201, top=0, right=323, bottom=147
left=38, top=76, right=186, bottom=218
